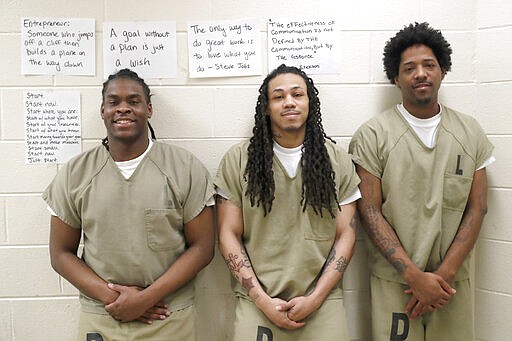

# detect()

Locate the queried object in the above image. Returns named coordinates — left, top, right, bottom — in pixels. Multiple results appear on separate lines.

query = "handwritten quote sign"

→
left=187, top=19, right=262, bottom=78
left=21, top=18, right=95, bottom=75
left=103, top=21, right=177, bottom=79
left=267, top=18, right=340, bottom=74
left=24, top=91, right=81, bottom=164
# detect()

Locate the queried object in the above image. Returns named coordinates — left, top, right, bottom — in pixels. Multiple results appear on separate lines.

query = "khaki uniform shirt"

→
left=215, top=140, right=360, bottom=300
left=43, top=141, right=215, bottom=313
left=349, top=105, right=494, bottom=283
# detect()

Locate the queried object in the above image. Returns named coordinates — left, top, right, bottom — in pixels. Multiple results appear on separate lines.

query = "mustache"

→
left=413, top=81, right=433, bottom=88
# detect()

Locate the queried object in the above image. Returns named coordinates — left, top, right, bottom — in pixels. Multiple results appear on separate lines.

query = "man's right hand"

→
left=404, top=271, right=456, bottom=318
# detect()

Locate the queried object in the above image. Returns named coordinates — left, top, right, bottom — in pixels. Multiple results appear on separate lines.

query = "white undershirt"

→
left=48, top=139, right=214, bottom=215
left=397, top=103, right=495, bottom=170
left=272, top=141, right=361, bottom=205
left=216, top=142, right=362, bottom=205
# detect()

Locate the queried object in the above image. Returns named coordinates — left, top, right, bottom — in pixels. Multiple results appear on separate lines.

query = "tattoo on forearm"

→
left=349, top=213, right=358, bottom=230
left=363, top=204, right=406, bottom=273
left=239, top=246, right=252, bottom=268
left=241, top=276, right=255, bottom=293
left=335, top=256, right=348, bottom=273
left=223, top=245, right=253, bottom=283
left=323, top=248, right=336, bottom=274
left=391, top=259, right=407, bottom=274
left=323, top=248, right=349, bottom=274
left=454, top=210, right=474, bottom=243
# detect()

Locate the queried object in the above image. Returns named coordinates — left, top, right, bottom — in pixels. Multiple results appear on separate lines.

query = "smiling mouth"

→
left=113, top=119, right=135, bottom=126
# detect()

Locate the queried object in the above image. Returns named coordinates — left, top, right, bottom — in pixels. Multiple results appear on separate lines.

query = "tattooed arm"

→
left=279, top=201, right=357, bottom=323
left=355, top=165, right=455, bottom=317
left=406, top=168, right=488, bottom=318
left=216, top=196, right=305, bottom=330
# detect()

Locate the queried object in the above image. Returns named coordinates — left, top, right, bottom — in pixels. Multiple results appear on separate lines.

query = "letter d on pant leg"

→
left=390, top=312, right=409, bottom=340
left=86, top=333, right=104, bottom=341
left=256, top=326, right=273, bottom=341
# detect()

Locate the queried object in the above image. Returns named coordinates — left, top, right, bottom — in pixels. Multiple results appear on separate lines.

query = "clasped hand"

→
left=104, top=283, right=170, bottom=324
left=404, top=272, right=456, bottom=319
left=258, top=295, right=321, bottom=330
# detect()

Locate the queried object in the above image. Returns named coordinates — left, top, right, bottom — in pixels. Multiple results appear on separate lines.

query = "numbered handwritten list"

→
left=21, top=18, right=95, bottom=75
left=24, top=91, right=81, bottom=164
left=188, top=19, right=262, bottom=78
left=103, top=21, right=177, bottom=79
left=267, top=18, right=340, bottom=75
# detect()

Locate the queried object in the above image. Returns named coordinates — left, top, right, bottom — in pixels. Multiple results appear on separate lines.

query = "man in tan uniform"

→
left=350, top=22, right=494, bottom=340
left=216, top=64, right=360, bottom=340
left=44, top=69, right=215, bottom=340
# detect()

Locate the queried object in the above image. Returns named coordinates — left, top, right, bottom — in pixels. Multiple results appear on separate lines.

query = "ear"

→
left=100, top=103, right=105, bottom=119
left=394, top=76, right=401, bottom=89
left=147, top=103, right=153, bottom=119
left=441, top=69, right=446, bottom=80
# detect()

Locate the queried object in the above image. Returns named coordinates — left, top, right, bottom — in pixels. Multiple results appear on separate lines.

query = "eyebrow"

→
left=271, top=85, right=304, bottom=93
left=401, top=58, right=437, bottom=65
left=105, top=93, right=143, bottom=99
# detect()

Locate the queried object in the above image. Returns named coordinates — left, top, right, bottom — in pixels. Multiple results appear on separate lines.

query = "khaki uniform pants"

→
left=233, top=297, right=349, bottom=341
left=371, top=275, right=473, bottom=341
left=78, top=305, right=196, bottom=341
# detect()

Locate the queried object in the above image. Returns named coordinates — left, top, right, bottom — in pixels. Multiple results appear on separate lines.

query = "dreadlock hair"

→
left=101, top=68, right=156, bottom=150
left=383, top=22, right=452, bottom=84
left=244, top=64, right=339, bottom=218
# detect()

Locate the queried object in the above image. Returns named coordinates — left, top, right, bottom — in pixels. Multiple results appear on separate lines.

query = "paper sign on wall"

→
left=187, top=19, right=262, bottom=78
left=267, top=18, right=340, bottom=75
left=21, top=18, right=95, bottom=75
left=103, top=21, right=177, bottom=79
left=24, top=91, right=81, bottom=164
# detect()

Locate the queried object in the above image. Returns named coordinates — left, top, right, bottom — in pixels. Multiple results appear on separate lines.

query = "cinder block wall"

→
left=0, top=1, right=510, bottom=340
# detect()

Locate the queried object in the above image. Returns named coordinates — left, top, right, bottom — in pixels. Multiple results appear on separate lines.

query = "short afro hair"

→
left=383, top=22, right=452, bottom=84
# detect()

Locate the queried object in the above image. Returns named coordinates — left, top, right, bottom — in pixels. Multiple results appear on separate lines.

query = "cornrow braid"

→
left=244, top=64, right=339, bottom=218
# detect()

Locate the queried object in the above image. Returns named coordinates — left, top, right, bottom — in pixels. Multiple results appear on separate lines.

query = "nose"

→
left=414, top=65, right=427, bottom=79
left=283, top=94, right=295, bottom=107
left=117, top=101, right=131, bottom=113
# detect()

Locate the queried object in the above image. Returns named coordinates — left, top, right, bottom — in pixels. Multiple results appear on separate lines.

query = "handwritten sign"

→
left=21, top=18, right=95, bottom=75
left=103, top=21, right=177, bottom=79
left=267, top=18, right=340, bottom=75
left=24, top=91, right=81, bottom=164
left=187, top=19, right=262, bottom=78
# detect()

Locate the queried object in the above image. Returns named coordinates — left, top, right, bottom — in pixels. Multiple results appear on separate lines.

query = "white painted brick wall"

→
left=0, top=1, right=510, bottom=340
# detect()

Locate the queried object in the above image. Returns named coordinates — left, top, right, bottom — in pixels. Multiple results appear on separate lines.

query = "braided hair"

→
left=101, top=68, right=156, bottom=150
left=244, top=64, right=339, bottom=218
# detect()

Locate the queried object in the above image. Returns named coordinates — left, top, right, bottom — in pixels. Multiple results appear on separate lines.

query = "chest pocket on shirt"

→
left=145, top=208, right=184, bottom=251
left=442, top=173, right=473, bottom=211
